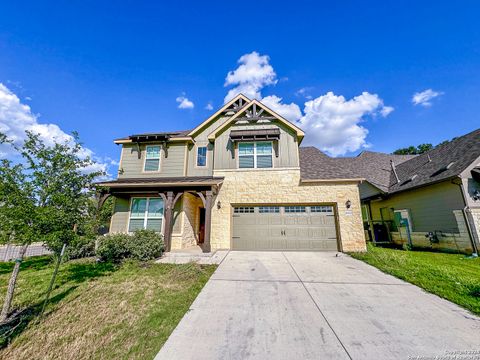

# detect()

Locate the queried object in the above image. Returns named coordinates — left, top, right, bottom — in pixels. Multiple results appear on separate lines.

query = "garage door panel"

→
left=232, top=205, right=338, bottom=251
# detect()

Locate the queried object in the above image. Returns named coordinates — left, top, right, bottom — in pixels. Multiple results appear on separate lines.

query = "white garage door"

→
left=232, top=205, right=339, bottom=251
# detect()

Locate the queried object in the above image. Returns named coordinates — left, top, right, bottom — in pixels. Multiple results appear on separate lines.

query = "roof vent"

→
left=390, top=160, right=400, bottom=184
left=411, top=174, right=418, bottom=181
left=430, top=162, right=455, bottom=177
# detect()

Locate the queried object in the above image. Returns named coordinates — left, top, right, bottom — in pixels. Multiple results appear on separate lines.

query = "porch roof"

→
left=96, top=176, right=224, bottom=188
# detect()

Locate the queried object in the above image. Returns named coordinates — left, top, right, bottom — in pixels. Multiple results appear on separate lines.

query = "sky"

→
left=0, top=1, right=479, bottom=176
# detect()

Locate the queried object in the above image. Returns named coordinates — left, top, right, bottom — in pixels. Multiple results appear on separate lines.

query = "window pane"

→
left=148, top=198, right=164, bottom=218
left=239, top=155, right=254, bottom=168
left=257, top=155, right=272, bottom=168
left=238, top=143, right=254, bottom=155
left=256, top=142, right=272, bottom=154
left=129, top=218, right=145, bottom=232
left=144, top=158, right=160, bottom=172
left=197, top=146, right=207, bottom=166
left=146, top=146, right=161, bottom=159
left=234, top=207, right=255, bottom=213
left=131, top=198, right=147, bottom=217
left=284, top=206, right=306, bottom=213
left=146, top=218, right=162, bottom=231
left=259, top=206, right=279, bottom=213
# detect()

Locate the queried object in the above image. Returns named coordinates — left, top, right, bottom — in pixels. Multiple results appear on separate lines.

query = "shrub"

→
left=96, top=233, right=131, bottom=262
left=128, top=229, right=165, bottom=261
left=96, top=230, right=164, bottom=262
left=65, top=235, right=96, bottom=260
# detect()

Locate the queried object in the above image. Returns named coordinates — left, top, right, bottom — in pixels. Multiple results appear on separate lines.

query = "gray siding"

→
left=119, top=143, right=186, bottom=178
left=370, top=181, right=465, bottom=232
left=110, top=196, right=130, bottom=233
left=359, top=182, right=383, bottom=199
left=213, top=122, right=299, bottom=170
left=186, top=142, right=214, bottom=176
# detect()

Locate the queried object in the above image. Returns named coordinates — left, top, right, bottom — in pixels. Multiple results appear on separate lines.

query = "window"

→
left=234, top=207, right=255, bottom=213
left=284, top=206, right=306, bottom=213
left=238, top=142, right=273, bottom=169
left=144, top=145, right=161, bottom=172
left=259, top=206, right=280, bottom=213
left=311, top=206, right=333, bottom=214
left=129, top=197, right=164, bottom=232
left=196, top=146, right=207, bottom=167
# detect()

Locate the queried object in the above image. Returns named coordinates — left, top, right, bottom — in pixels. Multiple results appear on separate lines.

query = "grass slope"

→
left=350, top=244, right=480, bottom=315
left=0, top=256, right=216, bottom=359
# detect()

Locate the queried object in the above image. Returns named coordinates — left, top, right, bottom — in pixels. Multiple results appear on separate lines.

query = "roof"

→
left=300, top=127, right=480, bottom=195
left=114, top=130, right=191, bottom=144
left=96, top=176, right=224, bottom=188
left=388, top=128, right=480, bottom=194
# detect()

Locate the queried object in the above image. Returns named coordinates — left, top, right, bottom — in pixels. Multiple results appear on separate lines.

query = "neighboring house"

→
left=97, top=95, right=366, bottom=253
left=304, top=130, right=480, bottom=254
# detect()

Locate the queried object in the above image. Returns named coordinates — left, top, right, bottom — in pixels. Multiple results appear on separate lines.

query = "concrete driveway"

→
left=156, top=251, right=480, bottom=360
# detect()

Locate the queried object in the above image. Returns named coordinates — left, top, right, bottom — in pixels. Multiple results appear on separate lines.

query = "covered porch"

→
left=97, top=176, right=224, bottom=253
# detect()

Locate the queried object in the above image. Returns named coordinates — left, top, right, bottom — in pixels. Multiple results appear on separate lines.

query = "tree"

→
left=0, top=156, right=39, bottom=322
left=393, top=143, right=433, bottom=155
left=0, top=131, right=104, bottom=323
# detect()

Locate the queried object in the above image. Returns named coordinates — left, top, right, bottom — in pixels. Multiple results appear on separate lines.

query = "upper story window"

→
left=144, top=145, right=161, bottom=172
left=196, top=146, right=207, bottom=167
left=238, top=142, right=273, bottom=169
left=129, top=197, right=164, bottom=232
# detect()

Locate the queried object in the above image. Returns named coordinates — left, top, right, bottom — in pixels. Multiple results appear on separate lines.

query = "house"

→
left=96, top=94, right=367, bottom=253
left=304, top=130, right=480, bottom=254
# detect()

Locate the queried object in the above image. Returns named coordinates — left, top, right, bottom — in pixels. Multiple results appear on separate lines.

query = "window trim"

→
left=237, top=141, right=273, bottom=169
left=143, top=145, right=162, bottom=173
left=195, top=145, right=208, bottom=168
left=128, top=196, right=165, bottom=233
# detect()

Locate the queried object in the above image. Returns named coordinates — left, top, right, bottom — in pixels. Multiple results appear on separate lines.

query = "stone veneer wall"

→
left=170, top=192, right=203, bottom=250
left=468, top=208, right=480, bottom=251
left=210, top=168, right=366, bottom=252
left=389, top=210, right=473, bottom=253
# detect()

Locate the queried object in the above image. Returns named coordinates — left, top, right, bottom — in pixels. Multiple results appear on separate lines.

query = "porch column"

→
left=163, top=191, right=174, bottom=252
left=203, top=190, right=213, bottom=253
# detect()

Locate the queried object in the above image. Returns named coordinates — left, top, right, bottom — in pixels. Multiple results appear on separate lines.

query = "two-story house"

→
left=97, top=94, right=367, bottom=253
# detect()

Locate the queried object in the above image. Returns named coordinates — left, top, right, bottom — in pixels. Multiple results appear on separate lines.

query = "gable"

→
left=207, top=99, right=305, bottom=142
left=187, top=94, right=250, bottom=138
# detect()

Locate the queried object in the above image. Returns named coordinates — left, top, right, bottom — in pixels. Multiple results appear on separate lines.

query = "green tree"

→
left=0, top=131, right=105, bottom=323
left=393, top=143, right=433, bottom=155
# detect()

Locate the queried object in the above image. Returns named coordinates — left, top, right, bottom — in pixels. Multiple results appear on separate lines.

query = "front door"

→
left=198, top=208, right=206, bottom=244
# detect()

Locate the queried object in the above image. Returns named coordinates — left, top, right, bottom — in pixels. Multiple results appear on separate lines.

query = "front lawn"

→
left=0, top=256, right=216, bottom=359
left=350, top=244, right=480, bottom=315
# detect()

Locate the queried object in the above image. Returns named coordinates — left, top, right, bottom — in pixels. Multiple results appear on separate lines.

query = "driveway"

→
left=156, top=251, right=480, bottom=360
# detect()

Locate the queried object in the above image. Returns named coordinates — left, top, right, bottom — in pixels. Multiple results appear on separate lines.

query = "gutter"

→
left=300, top=178, right=365, bottom=184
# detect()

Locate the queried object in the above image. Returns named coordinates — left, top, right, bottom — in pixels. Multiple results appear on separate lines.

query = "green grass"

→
left=350, top=244, right=480, bottom=315
left=0, top=256, right=216, bottom=360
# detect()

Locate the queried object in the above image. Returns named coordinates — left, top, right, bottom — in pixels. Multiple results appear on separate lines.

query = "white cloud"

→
left=205, top=102, right=213, bottom=111
left=295, top=87, right=313, bottom=100
left=261, top=95, right=302, bottom=122
left=0, top=83, right=109, bottom=175
left=380, top=106, right=394, bottom=117
left=412, top=89, right=443, bottom=107
left=224, top=51, right=277, bottom=103
left=176, top=94, right=194, bottom=109
left=299, top=91, right=393, bottom=156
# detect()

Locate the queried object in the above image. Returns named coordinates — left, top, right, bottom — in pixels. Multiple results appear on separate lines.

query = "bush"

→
left=128, top=229, right=165, bottom=261
left=66, top=235, right=96, bottom=260
left=96, top=230, right=164, bottom=263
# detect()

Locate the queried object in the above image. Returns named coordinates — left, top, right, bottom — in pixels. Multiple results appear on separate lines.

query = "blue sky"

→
left=0, top=1, right=479, bottom=174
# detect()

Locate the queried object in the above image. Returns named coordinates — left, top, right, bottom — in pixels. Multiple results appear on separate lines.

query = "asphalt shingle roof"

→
left=300, top=127, right=480, bottom=195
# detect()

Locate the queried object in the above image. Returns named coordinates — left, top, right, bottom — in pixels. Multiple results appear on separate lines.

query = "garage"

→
left=232, top=205, right=339, bottom=251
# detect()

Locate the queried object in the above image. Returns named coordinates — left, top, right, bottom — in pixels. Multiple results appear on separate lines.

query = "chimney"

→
left=391, top=160, right=400, bottom=183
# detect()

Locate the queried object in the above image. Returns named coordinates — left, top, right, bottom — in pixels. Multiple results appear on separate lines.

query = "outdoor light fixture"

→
left=217, top=201, right=222, bottom=209
left=345, top=200, right=352, bottom=209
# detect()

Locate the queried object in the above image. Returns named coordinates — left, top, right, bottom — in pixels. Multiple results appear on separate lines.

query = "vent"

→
left=431, top=162, right=455, bottom=177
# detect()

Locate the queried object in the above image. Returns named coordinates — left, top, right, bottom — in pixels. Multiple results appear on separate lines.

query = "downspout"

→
left=455, top=179, right=479, bottom=256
